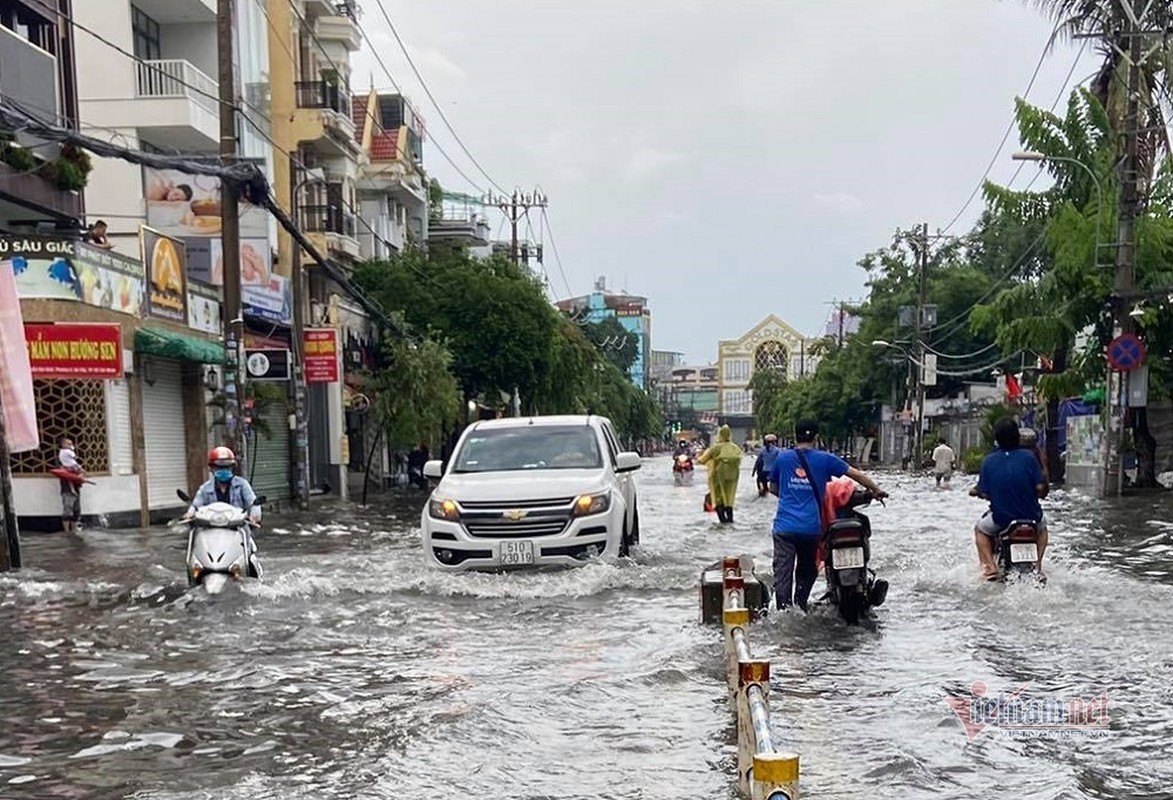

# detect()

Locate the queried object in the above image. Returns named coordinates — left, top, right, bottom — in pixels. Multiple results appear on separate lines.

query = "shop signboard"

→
left=245, top=349, right=291, bottom=381
left=187, top=282, right=222, bottom=335
left=24, top=322, right=123, bottom=379
left=141, top=227, right=188, bottom=323
left=304, top=328, right=339, bottom=383
left=4, top=236, right=147, bottom=317
left=243, top=273, right=291, bottom=325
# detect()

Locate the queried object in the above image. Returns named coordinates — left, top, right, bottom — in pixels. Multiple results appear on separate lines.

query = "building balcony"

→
left=131, top=0, right=215, bottom=24
left=83, top=59, right=220, bottom=152
left=293, top=80, right=358, bottom=157
left=300, top=204, right=360, bottom=260
left=314, top=6, right=362, bottom=52
left=0, top=162, right=82, bottom=226
left=428, top=212, right=491, bottom=248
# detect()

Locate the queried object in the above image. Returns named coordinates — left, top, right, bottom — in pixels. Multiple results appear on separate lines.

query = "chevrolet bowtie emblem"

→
left=503, top=509, right=528, bottom=521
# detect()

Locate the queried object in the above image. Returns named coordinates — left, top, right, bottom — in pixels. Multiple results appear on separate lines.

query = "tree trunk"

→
left=1044, top=345, right=1068, bottom=485
left=1131, top=406, right=1158, bottom=488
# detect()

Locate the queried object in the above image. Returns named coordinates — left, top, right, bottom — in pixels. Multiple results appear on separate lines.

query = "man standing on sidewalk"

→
left=768, top=419, right=887, bottom=611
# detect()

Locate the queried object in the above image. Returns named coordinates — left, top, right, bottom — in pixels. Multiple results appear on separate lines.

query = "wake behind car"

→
left=422, top=415, right=642, bottom=570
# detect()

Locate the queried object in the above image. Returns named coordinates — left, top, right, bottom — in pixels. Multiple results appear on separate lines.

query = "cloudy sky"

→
left=351, top=0, right=1094, bottom=364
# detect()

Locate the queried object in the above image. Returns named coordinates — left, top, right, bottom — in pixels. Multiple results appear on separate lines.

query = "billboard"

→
left=24, top=322, right=123, bottom=379
left=141, top=227, right=188, bottom=323
left=4, top=236, right=146, bottom=317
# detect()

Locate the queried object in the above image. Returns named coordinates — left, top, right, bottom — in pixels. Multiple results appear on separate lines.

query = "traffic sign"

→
left=1106, top=334, right=1146, bottom=372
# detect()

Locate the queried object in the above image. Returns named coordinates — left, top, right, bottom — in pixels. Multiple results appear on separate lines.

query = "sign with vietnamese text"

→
left=5, top=235, right=148, bottom=318
left=24, top=322, right=122, bottom=379
left=304, top=328, right=339, bottom=383
left=141, top=227, right=188, bottom=323
left=243, top=273, right=291, bottom=325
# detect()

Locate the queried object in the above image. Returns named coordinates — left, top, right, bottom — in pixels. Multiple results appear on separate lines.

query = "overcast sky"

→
left=351, top=0, right=1094, bottom=364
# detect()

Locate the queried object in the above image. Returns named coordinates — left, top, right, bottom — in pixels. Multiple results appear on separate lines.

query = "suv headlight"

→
left=571, top=491, right=610, bottom=517
left=428, top=498, right=461, bottom=521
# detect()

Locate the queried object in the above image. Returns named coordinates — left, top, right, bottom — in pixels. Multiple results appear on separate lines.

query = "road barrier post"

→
left=707, top=553, right=801, bottom=799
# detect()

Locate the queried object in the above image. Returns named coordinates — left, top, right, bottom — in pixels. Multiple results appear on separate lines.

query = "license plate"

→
left=1009, top=543, right=1039, bottom=564
left=832, top=546, right=865, bottom=570
left=500, top=540, right=535, bottom=566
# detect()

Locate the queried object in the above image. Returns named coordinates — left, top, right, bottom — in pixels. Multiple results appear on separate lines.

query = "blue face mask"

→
left=213, top=468, right=234, bottom=483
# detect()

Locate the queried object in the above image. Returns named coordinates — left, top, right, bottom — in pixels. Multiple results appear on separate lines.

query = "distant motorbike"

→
left=672, top=454, right=695, bottom=486
left=175, top=490, right=265, bottom=595
left=822, top=489, right=888, bottom=624
left=992, top=520, right=1045, bottom=583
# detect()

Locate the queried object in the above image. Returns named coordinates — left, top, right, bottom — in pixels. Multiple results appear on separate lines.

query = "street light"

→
left=1011, top=151, right=1105, bottom=267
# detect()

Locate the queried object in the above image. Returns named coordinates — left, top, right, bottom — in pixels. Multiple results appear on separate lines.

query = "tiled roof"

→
left=371, top=130, right=399, bottom=161
left=352, top=94, right=370, bottom=139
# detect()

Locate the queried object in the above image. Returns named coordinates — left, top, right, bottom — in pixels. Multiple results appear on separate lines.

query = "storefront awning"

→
left=134, top=327, right=224, bottom=364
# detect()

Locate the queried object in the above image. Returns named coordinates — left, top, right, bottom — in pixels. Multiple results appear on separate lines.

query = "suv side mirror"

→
left=423, top=459, right=444, bottom=479
left=616, top=452, right=642, bottom=473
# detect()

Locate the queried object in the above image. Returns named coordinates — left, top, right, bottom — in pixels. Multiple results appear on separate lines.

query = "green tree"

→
left=365, top=329, right=463, bottom=452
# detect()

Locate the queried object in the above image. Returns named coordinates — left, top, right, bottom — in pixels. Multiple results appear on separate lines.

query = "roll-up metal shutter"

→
left=248, top=400, right=291, bottom=502
left=141, top=359, right=188, bottom=509
left=105, top=379, right=134, bottom=476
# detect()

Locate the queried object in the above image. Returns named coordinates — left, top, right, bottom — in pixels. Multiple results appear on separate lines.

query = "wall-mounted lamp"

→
left=204, top=366, right=220, bottom=392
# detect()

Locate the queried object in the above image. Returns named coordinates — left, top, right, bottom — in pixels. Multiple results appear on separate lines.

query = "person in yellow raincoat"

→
left=698, top=425, right=744, bottom=523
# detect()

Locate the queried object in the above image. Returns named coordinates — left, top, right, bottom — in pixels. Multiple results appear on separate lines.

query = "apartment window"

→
left=131, top=6, right=160, bottom=61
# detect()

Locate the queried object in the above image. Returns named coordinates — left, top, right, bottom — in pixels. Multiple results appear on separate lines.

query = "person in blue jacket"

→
left=752, top=433, right=781, bottom=496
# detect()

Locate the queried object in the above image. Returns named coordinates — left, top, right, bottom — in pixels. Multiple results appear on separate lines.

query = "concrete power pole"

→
left=217, top=0, right=244, bottom=466
left=912, top=222, right=930, bottom=471
left=491, top=190, right=547, bottom=266
left=1107, top=1, right=1144, bottom=497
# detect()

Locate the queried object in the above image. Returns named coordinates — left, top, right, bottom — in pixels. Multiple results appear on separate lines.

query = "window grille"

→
left=10, top=380, right=110, bottom=475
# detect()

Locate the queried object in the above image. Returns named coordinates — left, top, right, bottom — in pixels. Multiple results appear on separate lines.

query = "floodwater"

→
left=0, top=458, right=1171, bottom=799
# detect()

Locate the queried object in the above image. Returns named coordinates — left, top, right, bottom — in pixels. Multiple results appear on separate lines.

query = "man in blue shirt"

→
left=752, top=433, right=781, bottom=496
left=768, top=419, right=887, bottom=611
left=971, top=418, right=1049, bottom=579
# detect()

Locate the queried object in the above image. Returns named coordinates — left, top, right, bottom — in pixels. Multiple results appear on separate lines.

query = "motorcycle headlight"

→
left=428, top=498, right=461, bottom=521
left=571, top=491, right=610, bottom=517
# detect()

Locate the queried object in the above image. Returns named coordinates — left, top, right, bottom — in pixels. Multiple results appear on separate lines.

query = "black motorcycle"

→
left=822, top=489, right=888, bottom=624
left=992, top=520, right=1045, bottom=583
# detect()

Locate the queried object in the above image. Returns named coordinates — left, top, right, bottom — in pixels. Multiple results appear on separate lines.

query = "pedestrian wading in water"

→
left=699, top=425, right=743, bottom=523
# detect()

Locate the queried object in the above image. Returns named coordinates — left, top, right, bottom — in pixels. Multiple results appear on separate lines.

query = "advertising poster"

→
left=243, top=273, right=291, bottom=325
left=141, top=227, right=188, bottom=323
left=187, top=283, right=222, bottom=335
left=5, top=237, right=147, bottom=317
left=143, top=166, right=270, bottom=241
left=24, top=322, right=123, bottom=379
left=1065, top=414, right=1103, bottom=468
left=188, top=238, right=271, bottom=288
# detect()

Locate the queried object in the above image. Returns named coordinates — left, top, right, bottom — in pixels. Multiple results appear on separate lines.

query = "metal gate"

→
left=248, top=399, right=291, bottom=503
left=141, top=359, right=188, bottom=509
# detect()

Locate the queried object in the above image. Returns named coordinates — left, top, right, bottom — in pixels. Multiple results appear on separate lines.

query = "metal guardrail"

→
left=719, top=556, right=800, bottom=800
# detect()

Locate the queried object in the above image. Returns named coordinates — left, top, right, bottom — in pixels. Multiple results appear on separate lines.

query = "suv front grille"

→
left=464, top=519, right=568, bottom=538
left=459, top=498, right=575, bottom=539
left=458, top=497, right=575, bottom=510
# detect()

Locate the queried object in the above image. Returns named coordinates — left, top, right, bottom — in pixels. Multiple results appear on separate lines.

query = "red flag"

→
left=1006, top=373, right=1023, bottom=401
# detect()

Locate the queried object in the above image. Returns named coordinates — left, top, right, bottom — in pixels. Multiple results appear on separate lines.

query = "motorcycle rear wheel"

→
left=837, top=590, right=865, bottom=625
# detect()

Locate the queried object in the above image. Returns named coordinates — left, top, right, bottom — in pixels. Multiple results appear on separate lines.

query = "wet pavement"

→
left=1, top=458, right=1171, bottom=799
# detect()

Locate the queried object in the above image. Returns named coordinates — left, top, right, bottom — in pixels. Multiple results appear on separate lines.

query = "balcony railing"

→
left=135, top=59, right=219, bottom=115
left=300, top=204, right=356, bottom=238
left=295, top=80, right=352, bottom=119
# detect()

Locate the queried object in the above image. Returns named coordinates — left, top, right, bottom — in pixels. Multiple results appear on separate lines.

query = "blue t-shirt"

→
left=976, top=448, right=1044, bottom=527
left=757, top=444, right=781, bottom=476
left=769, top=448, right=850, bottom=536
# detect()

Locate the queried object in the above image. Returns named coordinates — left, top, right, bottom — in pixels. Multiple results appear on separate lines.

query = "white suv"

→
left=421, top=415, right=642, bottom=571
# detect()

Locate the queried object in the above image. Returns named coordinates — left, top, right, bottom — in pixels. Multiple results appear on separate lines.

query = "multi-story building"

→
left=269, top=0, right=377, bottom=499
left=661, top=364, right=720, bottom=430
left=716, top=315, right=817, bottom=443
left=555, top=276, right=652, bottom=389
left=352, top=90, right=428, bottom=258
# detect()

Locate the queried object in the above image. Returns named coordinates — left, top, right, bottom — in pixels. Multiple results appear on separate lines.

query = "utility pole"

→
left=912, top=222, right=930, bottom=471
left=490, top=189, right=547, bottom=266
left=217, top=0, right=244, bottom=466
left=1106, top=0, right=1144, bottom=498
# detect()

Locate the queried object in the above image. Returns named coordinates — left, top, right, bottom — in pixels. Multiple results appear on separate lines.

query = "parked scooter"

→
left=672, top=454, right=695, bottom=486
left=174, top=490, right=265, bottom=594
left=821, top=488, right=888, bottom=625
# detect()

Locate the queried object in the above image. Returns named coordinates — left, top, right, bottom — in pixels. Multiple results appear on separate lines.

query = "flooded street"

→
left=2, top=457, right=1172, bottom=799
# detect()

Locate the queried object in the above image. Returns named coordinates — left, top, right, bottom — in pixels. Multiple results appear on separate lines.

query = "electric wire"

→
left=371, top=0, right=509, bottom=196
left=939, top=23, right=1063, bottom=235
left=539, top=206, right=574, bottom=299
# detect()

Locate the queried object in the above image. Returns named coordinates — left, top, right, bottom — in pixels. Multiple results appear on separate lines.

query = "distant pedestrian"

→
left=698, top=425, right=743, bottom=523
left=58, top=436, right=84, bottom=532
left=932, top=438, right=956, bottom=488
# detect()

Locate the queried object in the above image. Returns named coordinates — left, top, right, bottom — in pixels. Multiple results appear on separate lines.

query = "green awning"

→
left=135, top=327, right=224, bottom=364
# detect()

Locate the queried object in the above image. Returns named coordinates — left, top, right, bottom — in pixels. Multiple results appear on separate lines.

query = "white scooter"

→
left=175, top=490, right=265, bottom=594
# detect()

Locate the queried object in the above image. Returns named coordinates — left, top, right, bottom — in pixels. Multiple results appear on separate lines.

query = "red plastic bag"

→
left=703, top=493, right=715, bottom=513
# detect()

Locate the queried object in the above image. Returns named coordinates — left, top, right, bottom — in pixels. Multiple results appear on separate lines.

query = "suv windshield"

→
left=453, top=425, right=604, bottom=473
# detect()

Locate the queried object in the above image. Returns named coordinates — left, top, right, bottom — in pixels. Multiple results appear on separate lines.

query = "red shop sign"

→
left=304, top=327, right=339, bottom=383
left=25, top=322, right=123, bottom=379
